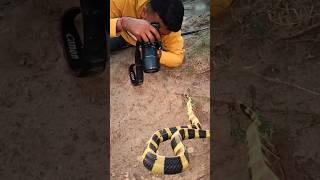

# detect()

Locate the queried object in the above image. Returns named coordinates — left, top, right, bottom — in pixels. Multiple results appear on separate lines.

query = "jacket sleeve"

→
left=160, top=31, right=185, bottom=68
left=110, top=0, right=125, bottom=37
left=110, top=18, right=119, bottom=38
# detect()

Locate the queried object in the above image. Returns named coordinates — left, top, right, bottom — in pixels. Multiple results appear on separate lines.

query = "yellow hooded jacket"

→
left=110, top=0, right=185, bottom=67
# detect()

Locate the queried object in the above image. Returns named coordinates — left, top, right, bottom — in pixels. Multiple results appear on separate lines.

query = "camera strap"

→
left=61, top=0, right=107, bottom=77
left=129, top=45, right=144, bottom=86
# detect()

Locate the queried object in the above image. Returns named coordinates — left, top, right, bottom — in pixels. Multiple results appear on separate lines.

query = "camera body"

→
left=137, top=23, right=162, bottom=73
left=129, top=23, right=162, bottom=86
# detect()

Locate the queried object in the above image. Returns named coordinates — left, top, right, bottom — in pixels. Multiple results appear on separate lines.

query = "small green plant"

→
left=258, top=116, right=274, bottom=139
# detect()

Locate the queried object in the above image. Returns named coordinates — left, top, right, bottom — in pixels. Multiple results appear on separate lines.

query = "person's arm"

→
left=110, top=0, right=125, bottom=37
left=116, top=17, right=161, bottom=42
left=160, top=31, right=185, bottom=68
left=110, top=0, right=161, bottom=41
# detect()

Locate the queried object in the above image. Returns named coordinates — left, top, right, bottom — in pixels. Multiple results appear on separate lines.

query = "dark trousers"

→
left=110, top=36, right=131, bottom=51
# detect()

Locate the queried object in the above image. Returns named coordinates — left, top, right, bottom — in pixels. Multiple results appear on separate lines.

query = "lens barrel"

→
left=142, top=43, right=160, bottom=73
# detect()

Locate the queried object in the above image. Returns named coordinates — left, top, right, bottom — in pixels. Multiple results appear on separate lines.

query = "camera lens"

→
left=142, top=43, right=160, bottom=73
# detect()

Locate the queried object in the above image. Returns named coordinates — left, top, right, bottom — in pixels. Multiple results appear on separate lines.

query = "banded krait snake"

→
left=141, top=95, right=210, bottom=175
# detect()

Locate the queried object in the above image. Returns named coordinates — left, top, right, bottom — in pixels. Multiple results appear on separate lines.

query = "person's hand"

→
left=121, top=17, right=161, bottom=43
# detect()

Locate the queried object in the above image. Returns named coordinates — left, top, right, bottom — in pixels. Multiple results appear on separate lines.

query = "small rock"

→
left=188, top=147, right=194, bottom=153
left=111, top=172, right=116, bottom=177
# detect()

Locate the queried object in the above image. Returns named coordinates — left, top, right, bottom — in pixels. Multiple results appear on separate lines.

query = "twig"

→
left=197, top=68, right=210, bottom=74
left=197, top=173, right=209, bottom=180
left=251, top=72, right=320, bottom=96
left=182, top=27, right=209, bottom=36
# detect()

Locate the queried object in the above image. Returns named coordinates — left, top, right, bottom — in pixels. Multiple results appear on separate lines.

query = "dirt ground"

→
left=110, top=1, right=210, bottom=179
left=212, top=0, right=320, bottom=179
left=0, top=0, right=108, bottom=179
left=0, top=0, right=210, bottom=180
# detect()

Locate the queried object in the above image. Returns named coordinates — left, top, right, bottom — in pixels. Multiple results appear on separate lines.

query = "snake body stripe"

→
left=141, top=95, right=210, bottom=175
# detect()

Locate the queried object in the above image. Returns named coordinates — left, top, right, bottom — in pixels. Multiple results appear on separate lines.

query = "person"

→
left=110, top=0, right=185, bottom=68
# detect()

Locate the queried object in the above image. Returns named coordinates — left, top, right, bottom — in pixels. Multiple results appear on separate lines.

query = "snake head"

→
left=183, top=92, right=192, bottom=102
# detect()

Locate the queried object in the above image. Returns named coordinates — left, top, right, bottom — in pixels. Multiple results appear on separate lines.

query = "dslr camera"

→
left=129, top=23, right=162, bottom=86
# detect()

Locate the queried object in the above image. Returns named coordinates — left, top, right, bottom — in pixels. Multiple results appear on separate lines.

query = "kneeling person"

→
left=110, top=0, right=185, bottom=68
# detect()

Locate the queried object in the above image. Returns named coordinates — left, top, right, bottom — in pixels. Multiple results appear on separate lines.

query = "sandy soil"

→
left=0, top=0, right=210, bottom=179
left=212, top=0, right=320, bottom=179
left=110, top=1, right=210, bottom=179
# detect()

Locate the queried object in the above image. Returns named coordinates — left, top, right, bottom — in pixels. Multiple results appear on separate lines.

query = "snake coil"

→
left=141, top=95, right=210, bottom=175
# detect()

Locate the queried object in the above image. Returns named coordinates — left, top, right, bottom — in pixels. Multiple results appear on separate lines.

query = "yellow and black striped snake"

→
left=141, top=95, right=210, bottom=175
